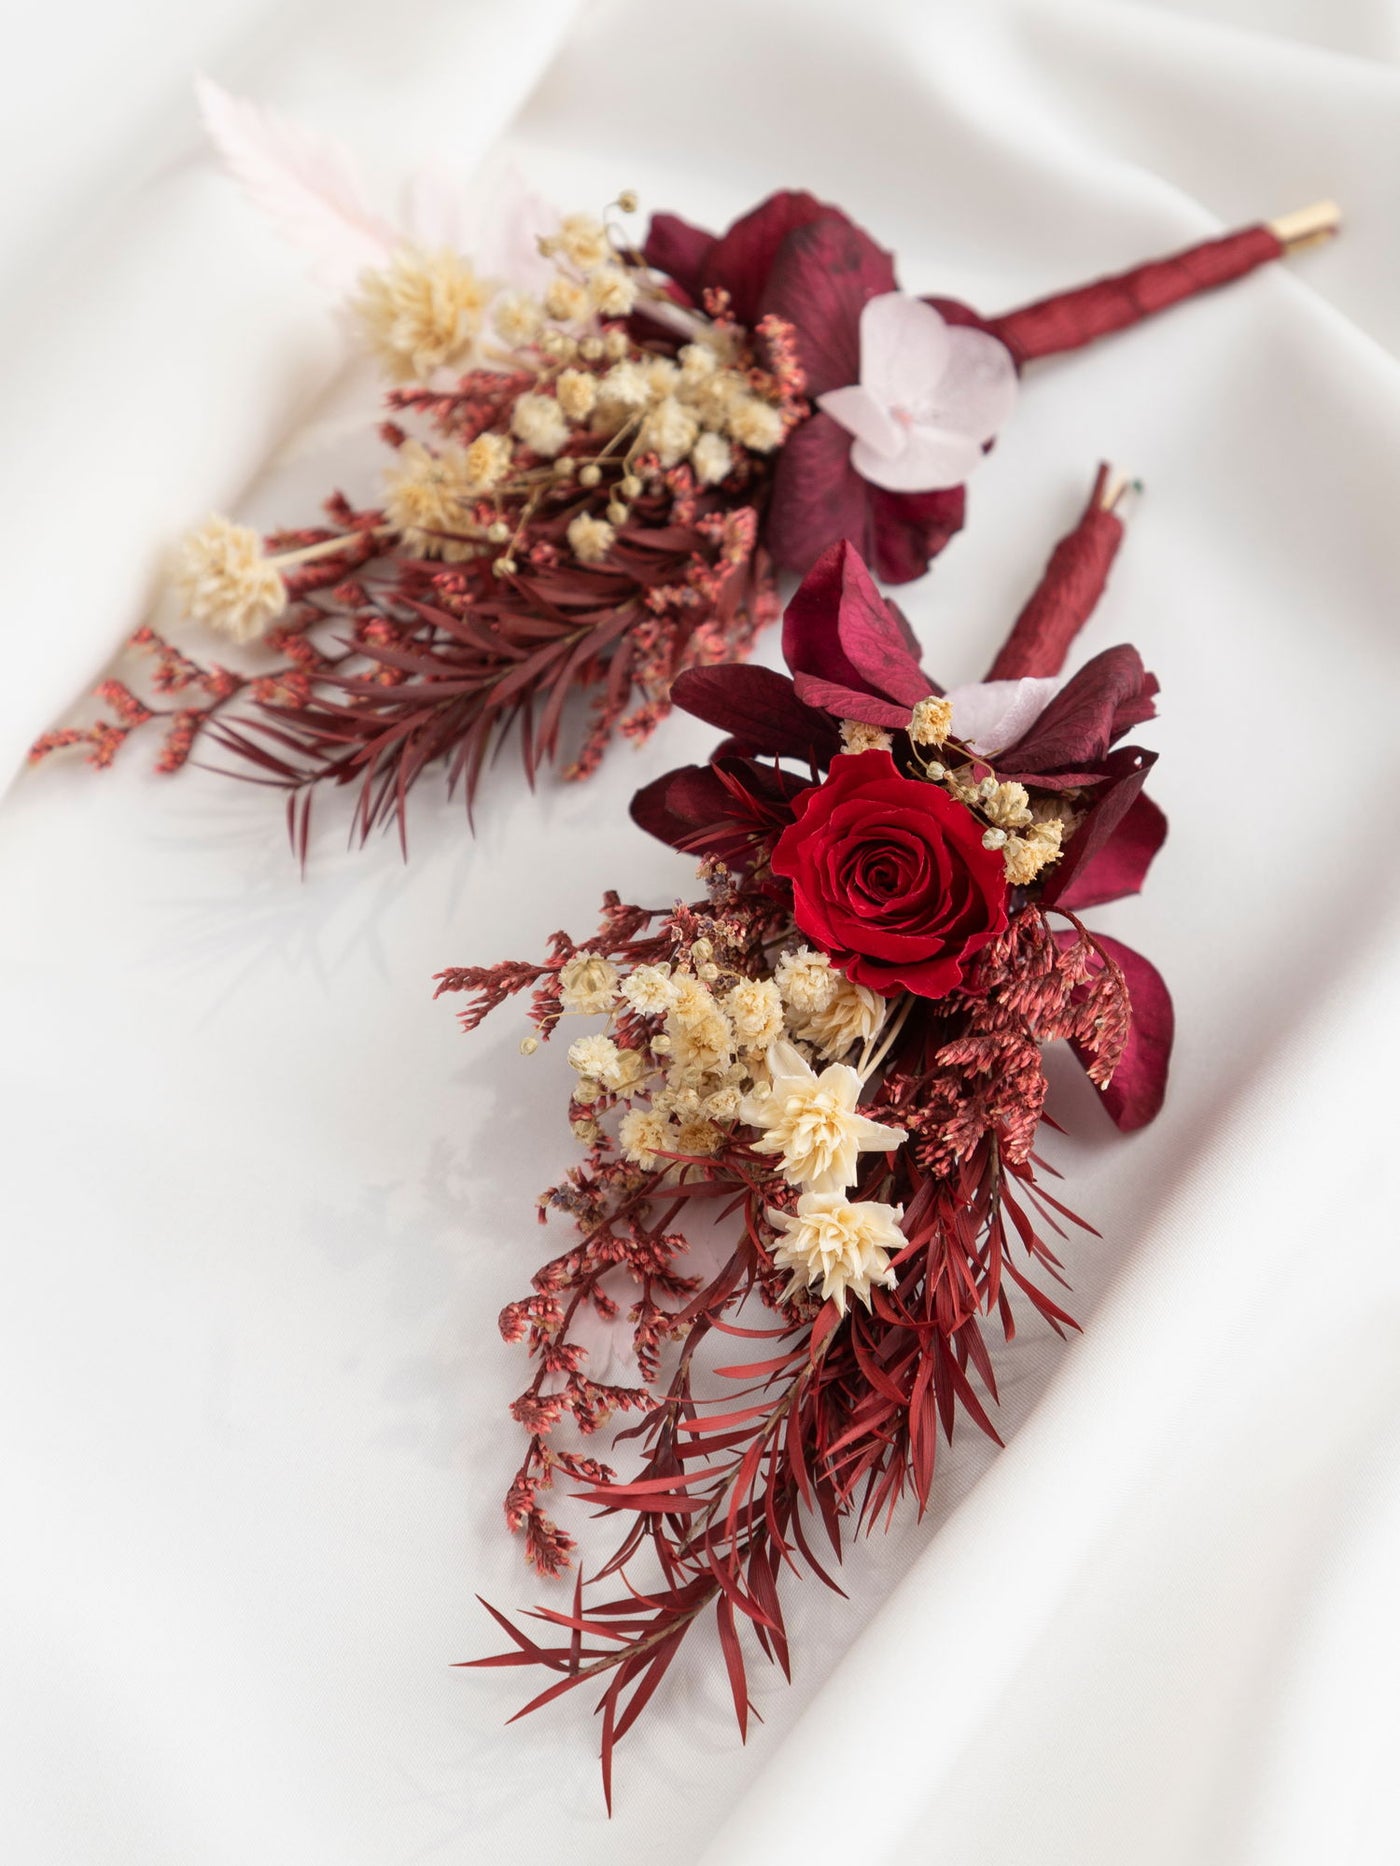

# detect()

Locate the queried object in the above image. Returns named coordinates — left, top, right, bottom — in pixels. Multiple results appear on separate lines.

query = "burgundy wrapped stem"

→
left=986, top=464, right=1127, bottom=681
left=988, top=223, right=1285, bottom=365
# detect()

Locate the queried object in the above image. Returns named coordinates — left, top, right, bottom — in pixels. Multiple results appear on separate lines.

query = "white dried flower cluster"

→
left=382, top=440, right=494, bottom=561
left=908, top=695, right=954, bottom=746
left=174, top=516, right=287, bottom=643
left=547, top=937, right=907, bottom=1317
left=354, top=247, right=492, bottom=380
left=1001, top=817, right=1065, bottom=886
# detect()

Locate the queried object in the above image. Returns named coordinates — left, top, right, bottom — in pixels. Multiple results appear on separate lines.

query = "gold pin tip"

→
left=1268, top=200, right=1342, bottom=251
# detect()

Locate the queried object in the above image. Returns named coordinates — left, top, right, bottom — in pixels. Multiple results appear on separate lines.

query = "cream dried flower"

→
left=665, top=976, right=734, bottom=1081
left=768, top=1192, right=904, bottom=1315
left=511, top=393, right=569, bottom=457
left=556, top=369, right=597, bottom=422
left=908, top=695, right=954, bottom=747
left=723, top=978, right=786, bottom=1053
left=726, top=394, right=785, bottom=452
left=983, top=780, right=1034, bottom=829
left=567, top=1033, right=620, bottom=1080
left=798, top=979, right=887, bottom=1061
left=675, top=1117, right=723, bottom=1157
left=354, top=248, right=490, bottom=380
left=463, top=432, right=513, bottom=492
left=1002, top=818, right=1064, bottom=886
left=619, top=1108, right=671, bottom=1169
left=690, top=432, right=734, bottom=487
left=493, top=292, right=544, bottom=347
left=556, top=213, right=611, bottom=271
left=558, top=952, right=619, bottom=1014
left=620, top=964, right=676, bottom=1016
left=739, top=1038, right=905, bottom=1193
left=599, top=360, right=651, bottom=411
left=567, top=514, right=616, bottom=565
left=774, top=946, right=840, bottom=1021
left=839, top=720, right=894, bottom=755
left=174, top=516, right=286, bottom=643
left=383, top=440, right=478, bottom=561
left=679, top=342, right=718, bottom=383
left=544, top=275, right=591, bottom=324
left=588, top=267, right=637, bottom=318
left=640, top=397, right=699, bottom=468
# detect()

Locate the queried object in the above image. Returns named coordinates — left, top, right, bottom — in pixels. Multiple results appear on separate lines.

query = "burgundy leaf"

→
left=782, top=540, right=929, bottom=716
left=670, top=664, right=839, bottom=764
left=765, top=411, right=870, bottom=576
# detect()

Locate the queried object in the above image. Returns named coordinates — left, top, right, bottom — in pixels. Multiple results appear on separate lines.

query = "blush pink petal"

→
left=816, top=383, right=902, bottom=456
left=852, top=425, right=985, bottom=492
left=945, top=677, right=1061, bottom=756
left=930, top=325, right=1020, bottom=442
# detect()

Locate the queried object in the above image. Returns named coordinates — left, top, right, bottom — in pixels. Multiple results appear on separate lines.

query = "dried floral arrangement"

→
left=29, top=82, right=1335, bottom=855
left=438, top=467, right=1173, bottom=1802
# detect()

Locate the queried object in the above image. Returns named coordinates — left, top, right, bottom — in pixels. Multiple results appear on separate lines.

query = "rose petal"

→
left=946, top=677, right=1062, bottom=756
left=852, top=424, right=985, bottom=493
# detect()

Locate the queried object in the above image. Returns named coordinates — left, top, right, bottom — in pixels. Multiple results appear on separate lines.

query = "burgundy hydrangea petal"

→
left=791, top=674, right=913, bottom=729
left=1065, top=934, right=1174, bottom=1130
left=828, top=541, right=932, bottom=707
left=697, top=191, right=842, bottom=328
left=1052, top=792, right=1168, bottom=911
left=643, top=212, right=717, bottom=305
left=1000, top=645, right=1158, bottom=774
left=766, top=411, right=873, bottom=577
left=869, top=484, right=968, bottom=585
left=782, top=539, right=874, bottom=692
left=921, top=295, right=1003, bottom=338
left=1043, top=749, right=1157, bottom=907
left=669, top=664, right=840, bottom=765
left=782, top=539, right=929, bottom=713
left=761, top=214, right=898, bottom=397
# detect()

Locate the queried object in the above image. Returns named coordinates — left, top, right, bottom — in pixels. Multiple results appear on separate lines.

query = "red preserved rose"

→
left=770, top=748, right=1009, bottom=998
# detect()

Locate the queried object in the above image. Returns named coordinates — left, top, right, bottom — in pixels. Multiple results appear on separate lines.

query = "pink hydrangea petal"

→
left=858, top=293, right=951, bottom=411
left=817, top=383, right=902, bottom=456
left=852, top=425, right=984, bottom=492
left=923, top=326, right=1019, bottom=442
left=945, top=677, right=1061, bottom=755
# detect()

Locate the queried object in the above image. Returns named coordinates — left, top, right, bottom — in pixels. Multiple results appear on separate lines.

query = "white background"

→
left=2, top=3, right=1398, bottom=1862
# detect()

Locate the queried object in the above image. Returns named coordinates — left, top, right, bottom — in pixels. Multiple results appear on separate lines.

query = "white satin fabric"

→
left=3, top=3, right=1399, bottom=1862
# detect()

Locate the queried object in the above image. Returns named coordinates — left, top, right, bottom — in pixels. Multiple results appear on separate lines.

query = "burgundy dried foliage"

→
left=437, top=877, right=1133, bottom=1804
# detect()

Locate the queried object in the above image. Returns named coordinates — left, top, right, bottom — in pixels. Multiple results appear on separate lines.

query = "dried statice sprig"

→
left=436, top=873, right=1132, bottom=1805
left=30, top=209, right=801, bottom=858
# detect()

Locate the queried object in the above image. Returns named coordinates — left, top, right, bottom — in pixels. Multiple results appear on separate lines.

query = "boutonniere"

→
left=438, top=467, right=1172, bottom=1802
left=30, top=83, right=1333, bottom=858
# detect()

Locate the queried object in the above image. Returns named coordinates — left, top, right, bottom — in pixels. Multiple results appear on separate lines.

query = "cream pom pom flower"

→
left=558, top=952, right=619, bottom=1014
left=383, top=440, right=478, bottom=561
left=768, top=1192, right=905, bottom=1315
left=353, top=247, right=491, bottom=381
left=739, top=1038, right=904, bottom=1193
left=174, top=516, right=287, bottom=643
